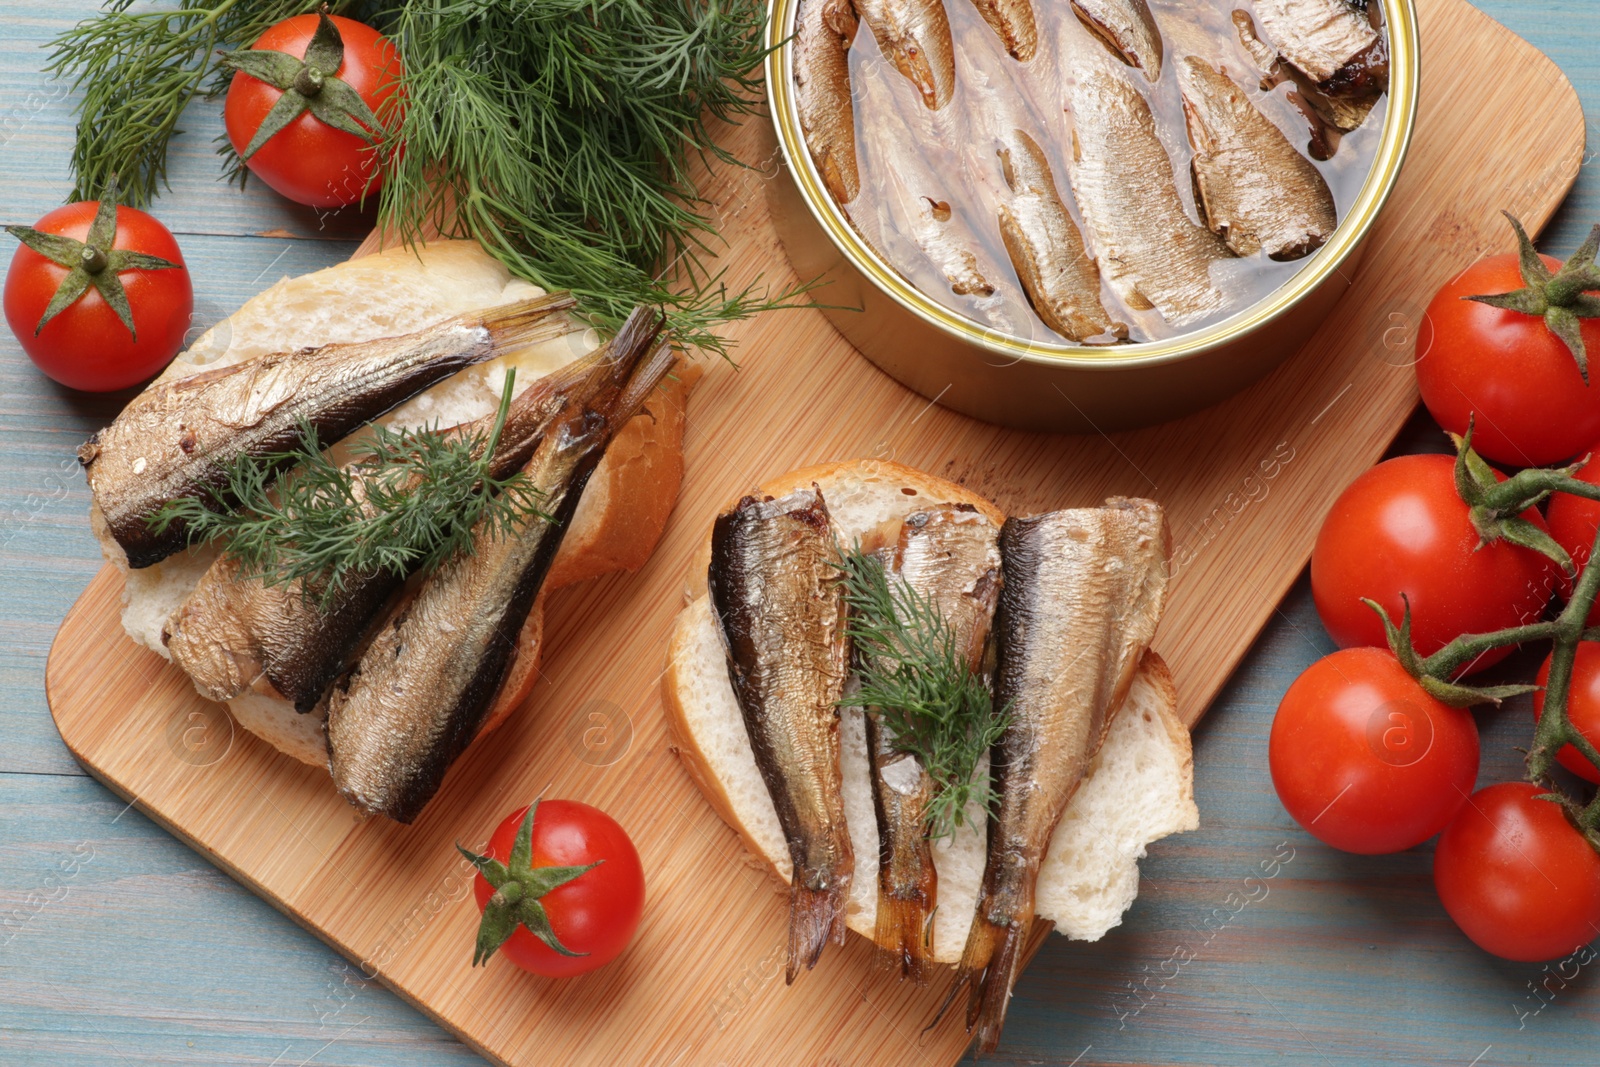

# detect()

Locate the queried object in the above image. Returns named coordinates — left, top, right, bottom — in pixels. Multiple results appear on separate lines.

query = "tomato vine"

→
left=1368, top=421, right=1600, bottom=847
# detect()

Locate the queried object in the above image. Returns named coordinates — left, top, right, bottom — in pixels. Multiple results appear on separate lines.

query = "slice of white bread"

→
left=103, top=240, right=696, bottom=767
left=662, top=460, right=1198, bottom=961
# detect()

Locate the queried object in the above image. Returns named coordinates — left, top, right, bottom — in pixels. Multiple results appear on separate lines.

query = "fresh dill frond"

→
left=839, top=549, right=1010, bottom=840
left=367, top=0, right=807, bottom=355
left=154, top=371, right=544, bottom=605
left=45, top=0, right=357, bottom=204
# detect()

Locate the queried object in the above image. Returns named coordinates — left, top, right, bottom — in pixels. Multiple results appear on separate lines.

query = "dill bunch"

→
left=839, top=550, right=1010, bottom=840
left=154, top=372, right=543, bottom=604
left=367, top=0, right=792, bottom=353
left=47, top=0, right=799, bottom=353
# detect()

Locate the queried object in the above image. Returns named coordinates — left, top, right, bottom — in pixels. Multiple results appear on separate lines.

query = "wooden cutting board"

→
left=45, top=0, right=1584, bottom=1062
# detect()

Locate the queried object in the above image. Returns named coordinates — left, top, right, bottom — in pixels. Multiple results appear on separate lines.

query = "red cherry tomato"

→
left=1548, top=459, right=1600, bottom=621
left=470, top=800, right=644, bottom=978
left=1311, top=454, right=1558, bottom=675
left=1533, top=643, right=1600, bottom=784
left=1416, top=253, right=1600, bottom=467
left=3, top=201, right=192, bottom=391
left=1434, top=782, right=1600, bottom=962
left=1269, top=647, right=1480, bottom=854
left=224, top=14, right=402, bottom=208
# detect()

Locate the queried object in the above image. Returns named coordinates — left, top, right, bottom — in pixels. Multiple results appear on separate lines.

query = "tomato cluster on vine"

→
left=1272, top=215, right=1600, bottom=963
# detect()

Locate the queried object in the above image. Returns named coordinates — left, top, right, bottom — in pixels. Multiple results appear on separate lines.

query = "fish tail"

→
left=479, top=292, right=580, bottom=349
left=931, top=901, right=1025, bottom=1053
left=784, top=880, right=846, bottom=984
left=615, top=341, right=679, bottom=420
left=608, top=305, right=667, bottom=364
left=531, top=305, right=666, bottom=410
left=926, top=919, right=989, bottom=1035
left=964, top=915, right=1027, bottom=1054
left=571, top=309, right=673, bottom=433
left=928, top=904, right=997, bottom=1032
left=873, top=889, right=932, bottom=983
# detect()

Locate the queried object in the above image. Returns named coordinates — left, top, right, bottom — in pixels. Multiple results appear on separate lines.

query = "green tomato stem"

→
left=1400, top=449, right=1600, bottom=840
left=1480, top=465, right=1600, bottom=514
left=1420, top=620, right=1562, bottom=681
left=1499, top=512, right=1600, bottom=834
left=293, top=65, right=324, bottom=97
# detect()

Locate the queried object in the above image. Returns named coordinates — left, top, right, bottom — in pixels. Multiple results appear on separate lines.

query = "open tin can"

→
left=763, top=0, right=1419, bottom=432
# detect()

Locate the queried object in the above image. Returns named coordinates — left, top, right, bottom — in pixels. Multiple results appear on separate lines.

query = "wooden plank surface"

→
left=9, top=2, right=1600, bottom=1067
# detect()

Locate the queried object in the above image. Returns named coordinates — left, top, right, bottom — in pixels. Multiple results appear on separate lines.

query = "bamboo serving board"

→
left=45, top=0, right=1584, bottom=1063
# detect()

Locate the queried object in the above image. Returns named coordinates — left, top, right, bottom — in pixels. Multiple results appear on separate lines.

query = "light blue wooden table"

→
left=2, top=3, right=1597, bottom=1064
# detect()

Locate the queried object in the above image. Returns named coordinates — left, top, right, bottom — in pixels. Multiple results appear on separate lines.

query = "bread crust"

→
left=1139, top=651, right=1196, bottom=810
left=661, top=602, right=775, bottom=867
left=749, top=458, right=1004, bottom=522
left=547, top=365, right=701, bottom=589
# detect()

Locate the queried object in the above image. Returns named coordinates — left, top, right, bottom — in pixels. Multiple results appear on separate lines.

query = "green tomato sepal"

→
left=219, top=8, right=382, bottom=162
left=3, top=176, right=180, bottom=341
left=457, top=799, right=601, bottom=967
left=1447, top=418, right=1600, bottom=574
left=1363, top=595, right=1540, bottom=708
left=1466, top=212, right=1600, bottom=384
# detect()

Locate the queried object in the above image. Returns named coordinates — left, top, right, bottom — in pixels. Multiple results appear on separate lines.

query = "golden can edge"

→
left=762, top=0, right=1420, bottom=433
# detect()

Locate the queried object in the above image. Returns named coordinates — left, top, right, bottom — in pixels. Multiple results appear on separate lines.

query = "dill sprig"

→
left=45, top=0, right=356, bottom=205
left=47, top=0, right=806, bottom=354
left=839, top=550, right=1010, bottom=840
left=154, top=371, right=543, bottom=604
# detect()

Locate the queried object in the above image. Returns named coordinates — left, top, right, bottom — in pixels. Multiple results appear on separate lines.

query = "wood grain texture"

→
left=34, top=0, right=1586, bottom=1065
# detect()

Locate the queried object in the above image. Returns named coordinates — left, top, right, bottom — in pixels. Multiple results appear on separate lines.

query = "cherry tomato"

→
left=1270, top=647, right=1480, bottom=854
left=1434, top=782, right=1600, bottom=961
left=469, top=800, right=644, bottom=978
left=1532, top=644, right=1600, bottom=784
left=1416, top=253, right=1600, bottom=467
left=3, top=200, right=192, bottom=392
left=1311, top=454, right=1558, bottom=675
left=224, top=14, right=402, bottom=208
left=1547, top=459, right=1600, bottom=620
